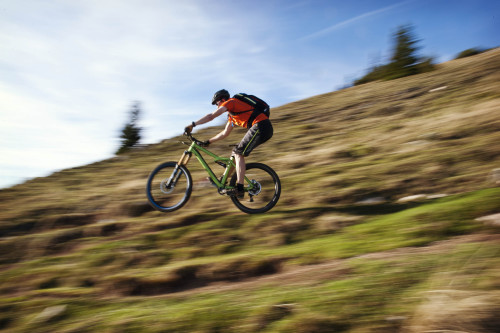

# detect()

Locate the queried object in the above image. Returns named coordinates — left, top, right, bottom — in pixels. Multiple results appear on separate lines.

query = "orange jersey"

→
left=221, top=98, right=269, bottom=128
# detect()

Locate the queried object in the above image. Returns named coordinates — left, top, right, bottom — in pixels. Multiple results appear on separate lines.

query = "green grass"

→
left=2, top=188, right=499, bottom=332
left=4, top=238, right=497, bottom=333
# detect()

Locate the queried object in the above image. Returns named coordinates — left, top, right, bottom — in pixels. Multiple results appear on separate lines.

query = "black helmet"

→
left=212, top=89, right=230, bottom=105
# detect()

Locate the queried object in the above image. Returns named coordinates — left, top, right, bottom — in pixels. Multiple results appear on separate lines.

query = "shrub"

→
left=455, top=48, right=486, bottom=59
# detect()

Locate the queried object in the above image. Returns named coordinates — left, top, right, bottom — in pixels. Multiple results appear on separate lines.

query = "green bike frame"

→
left=179, top=141, right=254, bottom=192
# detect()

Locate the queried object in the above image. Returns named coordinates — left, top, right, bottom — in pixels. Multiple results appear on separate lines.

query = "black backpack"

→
left=232, top=93, right=270, bottom=128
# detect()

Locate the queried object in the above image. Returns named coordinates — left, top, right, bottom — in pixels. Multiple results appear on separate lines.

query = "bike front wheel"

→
left=146, top=162, right=192, bottom=212
left=230, top=162, right=281, bottom=214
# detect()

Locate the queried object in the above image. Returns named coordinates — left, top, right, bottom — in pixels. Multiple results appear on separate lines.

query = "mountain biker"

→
left=184, top=89, right=273, bottom=198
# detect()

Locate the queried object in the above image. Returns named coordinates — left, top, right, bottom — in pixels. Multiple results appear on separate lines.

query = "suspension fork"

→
left=178, top=150, right=192, bottom=166
left=166, top=150, right=192, bottom=188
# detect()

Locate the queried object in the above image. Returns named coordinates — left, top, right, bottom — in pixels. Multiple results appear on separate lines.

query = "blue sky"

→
left=1, top=0, right=498, bottom=188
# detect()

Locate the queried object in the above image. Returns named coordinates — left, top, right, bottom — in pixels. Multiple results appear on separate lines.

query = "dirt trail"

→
left=152, top=233, right=498, bottom=298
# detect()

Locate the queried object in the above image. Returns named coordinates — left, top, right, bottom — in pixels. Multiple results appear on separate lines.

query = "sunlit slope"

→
left=0, top=49, right=499, bottom=333
left=2, top=48, right=499, bottom=216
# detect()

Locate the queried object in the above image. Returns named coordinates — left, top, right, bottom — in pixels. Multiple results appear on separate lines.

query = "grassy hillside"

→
left=1, top=49, right=499, bottom=333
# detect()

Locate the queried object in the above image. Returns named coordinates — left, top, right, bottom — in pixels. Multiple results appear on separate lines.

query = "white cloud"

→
left=299, top=0, right=416, bottom=41
left=0, top=0, right=380, bottom=188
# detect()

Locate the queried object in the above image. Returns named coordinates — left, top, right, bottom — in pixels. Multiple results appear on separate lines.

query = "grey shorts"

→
left=233, top=119, right=273, bottom=157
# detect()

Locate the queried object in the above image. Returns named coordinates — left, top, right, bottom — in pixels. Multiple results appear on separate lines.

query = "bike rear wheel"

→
left=230, top=162, right=281, bottom=214
left=146, top=162, right=192, bottom=212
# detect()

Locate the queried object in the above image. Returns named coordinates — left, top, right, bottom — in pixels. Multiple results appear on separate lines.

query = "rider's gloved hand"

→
left=184, top=124, right=193, bottom=135
left=200, top=140, right=210, bottom=147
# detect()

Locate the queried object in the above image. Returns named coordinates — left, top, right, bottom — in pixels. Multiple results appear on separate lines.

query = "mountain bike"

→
left=146, top=133, right=281, bottom=214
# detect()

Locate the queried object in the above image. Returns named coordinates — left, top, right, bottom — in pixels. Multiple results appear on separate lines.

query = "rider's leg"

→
left=234, top=153, right=245, bottom=185
left=232, top=119, right=273, bottom=192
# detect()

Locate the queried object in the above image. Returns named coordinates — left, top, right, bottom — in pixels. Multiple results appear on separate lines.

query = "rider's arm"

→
left=208, top=120, right=233, bottom=144
left=193, top=106, right=227, bottom=127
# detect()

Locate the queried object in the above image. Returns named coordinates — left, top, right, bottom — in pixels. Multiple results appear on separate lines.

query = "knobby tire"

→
left=146, top=162, right=192, bottom=212
left=230, top=162, right=281, bottom=214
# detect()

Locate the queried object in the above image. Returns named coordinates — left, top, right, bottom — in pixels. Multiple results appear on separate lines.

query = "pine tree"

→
left=116, top=102, right=142, bottom=155
left=354, top=25, right=435, bottom=85
left=385, top=25, right=420, bottom=80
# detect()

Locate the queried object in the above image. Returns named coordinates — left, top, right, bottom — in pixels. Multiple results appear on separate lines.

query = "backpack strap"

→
left=234, top=93, right=258, bottom=106
left=246, top=109, right=264, bottom=129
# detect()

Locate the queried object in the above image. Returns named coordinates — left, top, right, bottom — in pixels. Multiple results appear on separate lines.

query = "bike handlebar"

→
left=183, top=132, right=204, bottom=146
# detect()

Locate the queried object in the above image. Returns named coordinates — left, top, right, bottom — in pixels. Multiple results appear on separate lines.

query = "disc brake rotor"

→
left=161, top=178, right=174, bottom=194
left=248, top=179, right=261, bottom=196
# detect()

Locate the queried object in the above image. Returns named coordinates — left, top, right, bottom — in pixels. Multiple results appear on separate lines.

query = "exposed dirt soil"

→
left=136, top=233, right=499, bottom=299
